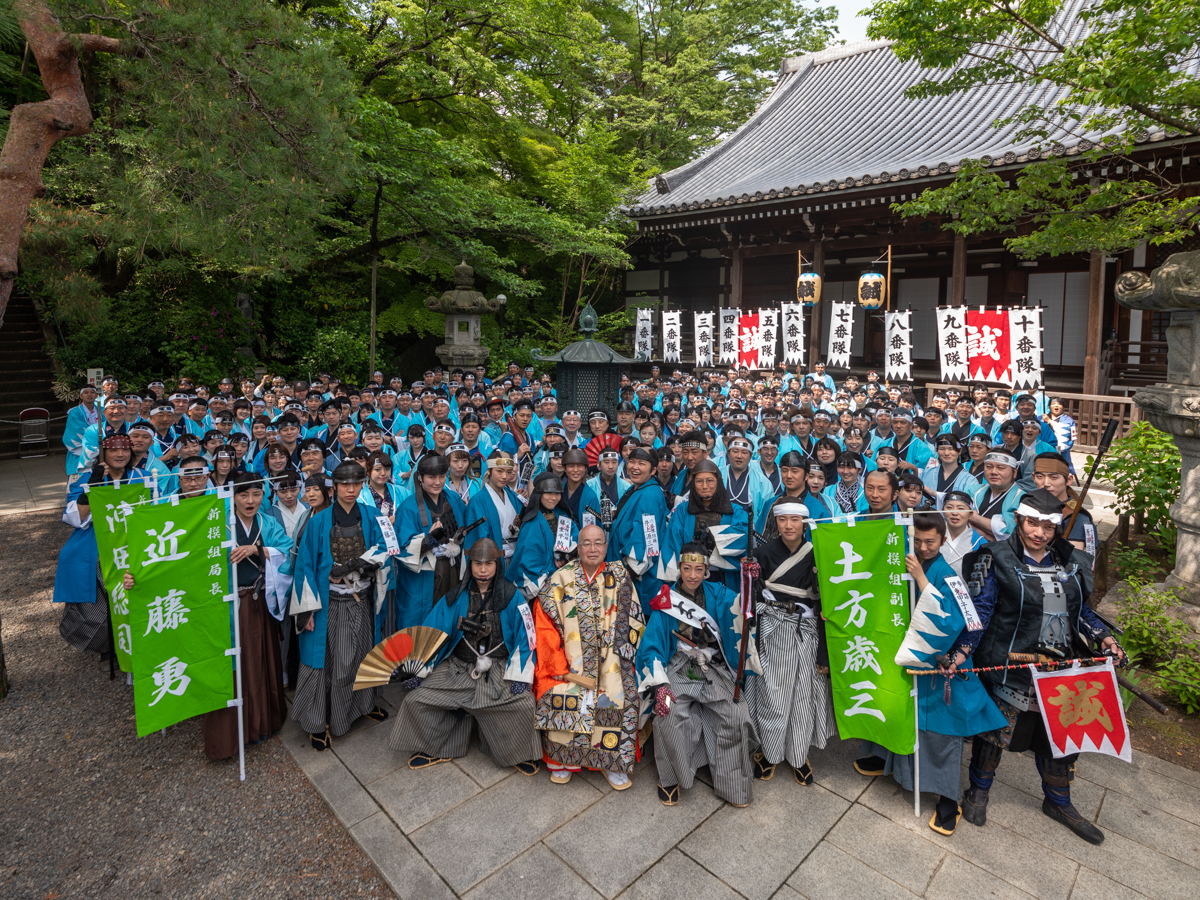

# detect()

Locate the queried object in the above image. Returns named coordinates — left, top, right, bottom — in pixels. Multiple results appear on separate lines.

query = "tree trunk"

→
left=368, top=174, right=383, bottom=377
left=0, top=610, right=8, bottom=700
left=0, top=2, right=130, bottom=328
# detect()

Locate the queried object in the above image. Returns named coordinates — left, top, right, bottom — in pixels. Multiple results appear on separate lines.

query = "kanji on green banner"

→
left=812, top=517, right=915, bottom=755
left=86, top=478, right=157, bottom=673
left=125, top=494, right=234, bottom=737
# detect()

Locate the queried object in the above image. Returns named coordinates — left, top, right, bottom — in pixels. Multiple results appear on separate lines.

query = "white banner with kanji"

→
left=635, top=307, right=653, bottom=361
left=781, top=302, right=804, bottom=367
left=661, top=311, right=682, bottom=364
left=1009, top=306, right=1043, bottom=390
left=759, top=309, right=779, bottom=369
left=827, top=301, right=854, bottom=368
left=719, top=308, right=739, bottom=366
left=936, top=307, right=969, bottom=383
left=694, top=312, right=714, bottom=367
left=885, top=311, right=912, bottom=382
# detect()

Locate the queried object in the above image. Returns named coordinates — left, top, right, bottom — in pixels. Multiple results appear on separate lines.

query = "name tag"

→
left=582, top=511, right=597, bottom=529
left=944, top=575, right=983, bottom=631
left=643, top=513, right=660, bottom=558
left=1084, top=523, right=1096, bottom=561
left=517, top=601, right=537, bottom=650
left=377, top=516, right=400, bottom=555
left=554, top=515, right=573, bottom=553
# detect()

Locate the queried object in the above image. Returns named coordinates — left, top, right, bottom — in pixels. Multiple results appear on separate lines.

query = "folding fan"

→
left=354, top=626, right=448, bottom=690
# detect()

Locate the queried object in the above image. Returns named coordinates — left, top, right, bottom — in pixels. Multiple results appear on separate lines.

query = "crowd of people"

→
left=52, top=358, right=1123, bottom=844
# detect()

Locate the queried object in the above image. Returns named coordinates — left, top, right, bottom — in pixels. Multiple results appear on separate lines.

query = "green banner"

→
left=812, top=517, right=915, bottom=755
left=87, top=479, right=156, bottom=673
left=125, top=494, right=234, bottom=737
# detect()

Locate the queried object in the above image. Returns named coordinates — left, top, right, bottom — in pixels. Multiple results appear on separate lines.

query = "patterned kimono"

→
left=533, top=561, right=645, bottom=773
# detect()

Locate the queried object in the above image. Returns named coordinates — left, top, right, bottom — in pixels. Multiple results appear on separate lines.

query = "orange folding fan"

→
left=353, top=626, right=448, bottom=690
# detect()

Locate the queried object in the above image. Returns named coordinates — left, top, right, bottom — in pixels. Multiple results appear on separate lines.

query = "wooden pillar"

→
left=1083, top=249, right=1105, bottom=393
left=951, top=232, right=966, bottom=305
left=730, top=247, right=743, bottom=309
left=808, top=240, right=824, bottom=368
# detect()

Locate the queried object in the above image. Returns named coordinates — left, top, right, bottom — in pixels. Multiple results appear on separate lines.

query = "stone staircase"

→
left=0, top=292, right=67, bottom=459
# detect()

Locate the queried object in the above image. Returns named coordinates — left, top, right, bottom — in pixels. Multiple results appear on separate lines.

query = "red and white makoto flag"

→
left=1031, top=660, right=1131, bottom=762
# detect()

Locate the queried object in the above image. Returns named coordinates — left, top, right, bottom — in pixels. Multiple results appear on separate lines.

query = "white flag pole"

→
left=227, top=508, right=246, bottom=782
left=908, top=516, right=920, bottom=819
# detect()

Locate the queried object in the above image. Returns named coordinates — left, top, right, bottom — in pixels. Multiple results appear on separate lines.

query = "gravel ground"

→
left=0, top=510, right=395, bottom=900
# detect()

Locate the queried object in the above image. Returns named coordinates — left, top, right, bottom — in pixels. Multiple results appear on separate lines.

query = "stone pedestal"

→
left=424, top=262, right=505, bottom=370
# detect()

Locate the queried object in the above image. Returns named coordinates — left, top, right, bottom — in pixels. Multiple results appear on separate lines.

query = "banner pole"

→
left=908, top=519, right=919, bottom=819
left=229, top=509, right=246, bottom=783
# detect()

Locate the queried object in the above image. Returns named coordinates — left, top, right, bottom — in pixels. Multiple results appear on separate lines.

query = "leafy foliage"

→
left=1117, top=578, right=1200, bottom=714
left=1092, top=422, right=1181, bottom=551
left=866, top=0, right=1200, bottom=256
left=299, top=324, right=370, bottom=383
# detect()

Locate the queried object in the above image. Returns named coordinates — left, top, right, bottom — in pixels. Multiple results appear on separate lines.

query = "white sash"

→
left=517, top=601, right=537, bottom=653
left=377, top=515, right=400, bottom=555
left=554, top=515, right=573, bottom=553
left=643, top=513, right=661, bottom=557
left=654, top=589, right=724, bottom=656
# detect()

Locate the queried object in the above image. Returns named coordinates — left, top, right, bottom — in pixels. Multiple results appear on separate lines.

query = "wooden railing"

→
left=1099, top=338, right=1168, bottom=393
left=922, top=383, right=1142, bottom=452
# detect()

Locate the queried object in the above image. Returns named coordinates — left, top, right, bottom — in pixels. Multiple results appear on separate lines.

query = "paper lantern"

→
left=796, top=271, right=822, bottom=308
left=858, top=271, right=886, bottom=309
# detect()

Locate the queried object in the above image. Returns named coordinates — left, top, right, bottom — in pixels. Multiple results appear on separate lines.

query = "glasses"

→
left=578, top=540, right=607, bottom=549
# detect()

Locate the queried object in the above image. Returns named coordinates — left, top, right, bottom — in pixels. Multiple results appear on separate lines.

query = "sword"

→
left=733, top=505, right=757, bottom=702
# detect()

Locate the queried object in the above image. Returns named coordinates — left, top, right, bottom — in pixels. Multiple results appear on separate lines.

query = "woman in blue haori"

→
left=393, top=454, right=469, bottom=632
left=638, top=540, right=759, bottom=807
left=658, top=460, right=746, bottom=593
left=822, top=451, right=869, bottom=516
left=920, top=435, right=980, bottom=508
left=389, top=539, right=542, bottom=773
left=466, top=451, right=525, bottom=566
left=607, top=447, right=672, bottom=616
left=53, top=433, right=151, bottom=656
left=62, top=383, right=101, bottom=475
left=289, top=462, right=394, bottom=751
left=506, top=471, right=579, bottom=600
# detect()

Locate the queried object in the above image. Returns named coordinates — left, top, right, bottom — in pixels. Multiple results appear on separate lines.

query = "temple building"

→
left=622, top=38, right=1199, bottom=395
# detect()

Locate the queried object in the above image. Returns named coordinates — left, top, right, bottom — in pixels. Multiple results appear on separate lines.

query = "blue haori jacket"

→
left=465, top=482, right=525, bottom=558
left=656, top=502, right=747, bottom=592
left=53, top=468, right=152, bottom=605
left=635, top=580, right=760, bottom=693
left=893, top=554, right=1007, bottom=737
left=393, top=489, right=468, bottom=631
left=237, top=511, right=295, bottom=621
left=289, top=503, right=394, bottom=670
left=62, top=403, right=100, bottom=474
left=607, top=479, right=671, bottom=614
left=421, top=577, right=536, bottom=683
left=506, top=511, right=579, bottom=599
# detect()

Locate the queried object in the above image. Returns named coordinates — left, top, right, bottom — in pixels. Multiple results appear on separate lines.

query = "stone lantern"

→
left=532, top=303, right=635, bottom=421
left=1115, top=249, right=1200, bottom=605
left=425, top=261, right=506, bottom=369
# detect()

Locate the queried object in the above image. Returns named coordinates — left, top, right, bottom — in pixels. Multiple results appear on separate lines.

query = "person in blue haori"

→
left=885, top=409, right=933, bottom=474
left=608, top=446, right=672, bottom=616
left=1043, top=398, right=1077, bottom=473
left=638, top=539, right=758, bottom=807
left=466, top=451, right=525, bottom=566
left=658, top=460, right=747, bottom=593
left=822, top=451, right=868, bottom=516
left=53, top=433, right=151, bottom=656
left=393, top=454, right=470, bottom=632
left=588, top=448, right=630, bottom=529
left=940, top=490, right=987, bottom=576
left=75, top=396, right=130, bottom=475
left=389, top=538, right=542, bottom=773
left=560, top=447, right=601, bottom=527
left=289, top=461, right=393, bottom=751
left=853, top=512, right=1007, bottom=836
left=920, top=435, right=980, bottom=508
left=719, top=435, right=776, bottom=520
left=968, top=447, right=1024, bottom=541
left=507, top=472, right=578, bottom=600
left=1014, top=417, right=1058, bottom=490
left=63, top=383, right=101, bottom=475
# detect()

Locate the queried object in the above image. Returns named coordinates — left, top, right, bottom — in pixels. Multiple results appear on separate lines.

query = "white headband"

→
left=773, top=502, right=807, bottom=517
left=1015, top=502, right=1062, bottom=524
left=985, top=452, right=1018, bottom=467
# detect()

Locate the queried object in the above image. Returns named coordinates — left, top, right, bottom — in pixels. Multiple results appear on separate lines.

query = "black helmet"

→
left=330, top=461, right=366, bottom=484
left=416, top=453, right=450, bottom=477
left=562, top=448, right=588, bottom=468
left=533, top=472, right=565, bottom=494
left=465, top=538, right=503, bottom=562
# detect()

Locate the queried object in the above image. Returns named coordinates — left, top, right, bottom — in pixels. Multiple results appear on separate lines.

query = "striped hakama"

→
left=653, top=651, right=754, bottom=806
left=389, top=656, right=540, bottom=767
left=862, top=733, right=965, bottom=799
left=290, top=593, right=378, bottom=736
left=60, top=563, right=109, bottom=654
left=745, top=609, right=836, bottom=768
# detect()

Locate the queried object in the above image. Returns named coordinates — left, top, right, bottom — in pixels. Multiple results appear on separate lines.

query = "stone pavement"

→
left=280, top=684, right=1200, bottom=900
left=0, top=452, right=66, bottom=516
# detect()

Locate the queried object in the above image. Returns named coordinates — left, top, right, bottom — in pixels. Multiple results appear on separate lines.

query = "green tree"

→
left=866, top=0, right=1200, bottom=256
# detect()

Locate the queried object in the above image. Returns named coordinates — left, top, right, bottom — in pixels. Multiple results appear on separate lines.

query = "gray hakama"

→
left=862, top=732, right=965, bottom=799
left=745, top=609, right=836, bottom=767
left=60, top=562, right=109, bottom=653
left=290, top=592, right=378, bottom=737
left=389, top=656, right=539, bottom=766
left=653, top=650, right=754, bottom=806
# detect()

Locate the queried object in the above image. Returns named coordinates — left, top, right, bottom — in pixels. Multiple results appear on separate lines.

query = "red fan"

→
left=353, top=626, right=448, bottom=690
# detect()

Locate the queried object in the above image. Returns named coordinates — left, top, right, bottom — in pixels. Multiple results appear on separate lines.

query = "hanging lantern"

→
left=796, top=271, right=822, bottom=307
left=858, top=271, right=886, bottom=309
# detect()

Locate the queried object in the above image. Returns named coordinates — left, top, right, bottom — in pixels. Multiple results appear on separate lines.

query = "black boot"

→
left=853, top=755, right=886, bottom=776
left=1038, top=754, right=1104, bottom=844
left=963, top=738, right=1002, bottom=827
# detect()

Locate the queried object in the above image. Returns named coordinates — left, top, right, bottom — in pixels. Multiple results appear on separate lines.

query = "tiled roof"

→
left=627, top=7, right=1193, bottom=219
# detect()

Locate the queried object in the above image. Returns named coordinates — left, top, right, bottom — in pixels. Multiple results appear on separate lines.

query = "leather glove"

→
left=654, top=685, right=677, bottom=718
left=348, top=557, right=381, bottom=575
left=329, top=562, right=351, bottom=579
left=509, top=681, right=530, bottom=695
